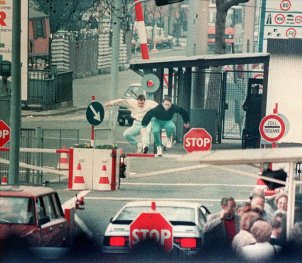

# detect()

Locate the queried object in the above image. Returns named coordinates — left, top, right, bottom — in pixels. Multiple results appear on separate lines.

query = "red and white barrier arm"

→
left=134, top=0, right=149, bottom=60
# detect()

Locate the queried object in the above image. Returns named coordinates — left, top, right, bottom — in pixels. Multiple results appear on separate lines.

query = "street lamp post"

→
left=9, top=0, right=22, bottom=185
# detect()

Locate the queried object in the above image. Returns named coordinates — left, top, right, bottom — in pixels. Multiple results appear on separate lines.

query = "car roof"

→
left=0, top=185, right=56, bottom=198
left=122, top=200, right=202, bottom=209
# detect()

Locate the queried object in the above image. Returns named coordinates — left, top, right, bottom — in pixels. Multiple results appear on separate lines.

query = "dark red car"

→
left=0, top=185, right=68, bottom=247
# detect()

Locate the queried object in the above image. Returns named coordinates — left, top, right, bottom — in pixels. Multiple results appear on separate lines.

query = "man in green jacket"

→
left=142, top=96, right=189, bottom=156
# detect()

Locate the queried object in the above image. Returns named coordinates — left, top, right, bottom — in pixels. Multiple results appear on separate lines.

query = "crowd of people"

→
left=203, top=188, right=302, bottom=262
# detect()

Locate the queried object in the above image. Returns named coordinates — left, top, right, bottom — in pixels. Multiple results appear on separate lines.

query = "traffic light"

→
left=155, top=0, right=184, bottom=6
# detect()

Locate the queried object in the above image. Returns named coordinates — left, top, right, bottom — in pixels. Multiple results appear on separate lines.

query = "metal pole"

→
left=109, top=0, right=123, bottom=146
left=9, top=0, right=21, bottom=185
left=91, top=96, right=95, bottom=147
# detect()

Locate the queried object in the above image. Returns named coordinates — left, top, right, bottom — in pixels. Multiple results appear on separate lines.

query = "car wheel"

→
left=119, top=119, right=125, bottom=126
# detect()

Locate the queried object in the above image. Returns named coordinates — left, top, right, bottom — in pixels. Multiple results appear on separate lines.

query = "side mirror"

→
left=75, top=194, right=85, bottom=210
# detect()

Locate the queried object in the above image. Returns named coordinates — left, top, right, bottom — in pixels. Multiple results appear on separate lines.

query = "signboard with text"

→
left=183, top=128, right=212, bottom=153
left=259, top=114, right=286, bottom=143
left=261, top=0, right=302, bottom=51
left=0, top=120, right=10, bottom=147
left=0, top=0, right=28, bottom=100
left=129, top=212, right=173, bottom=252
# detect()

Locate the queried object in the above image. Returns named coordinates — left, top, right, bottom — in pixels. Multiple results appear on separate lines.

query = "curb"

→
left=22, top=106, right=87, bottom=117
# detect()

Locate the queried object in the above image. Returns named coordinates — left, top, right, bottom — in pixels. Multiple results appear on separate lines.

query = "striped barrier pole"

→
left=134, top=0, right=149, bottom=60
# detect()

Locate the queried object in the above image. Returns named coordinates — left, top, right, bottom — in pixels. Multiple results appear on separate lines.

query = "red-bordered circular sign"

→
left=259, top=115, right=286, bottom=142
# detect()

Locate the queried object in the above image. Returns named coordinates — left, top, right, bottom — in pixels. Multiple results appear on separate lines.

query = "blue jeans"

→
left=152, top=119, right=175, bottom=147
left=123, top=120, right=151, bottom=146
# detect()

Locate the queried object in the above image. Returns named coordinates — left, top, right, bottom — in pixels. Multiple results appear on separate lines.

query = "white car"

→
left=102, top=200, right=211, bottom=256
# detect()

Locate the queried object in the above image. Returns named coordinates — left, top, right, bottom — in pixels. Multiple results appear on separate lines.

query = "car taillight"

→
left=174, top=238, right=200, bottom=249
left=180, top=238, right=196, bottom=248
left=109, top=236, right=126, bottom=247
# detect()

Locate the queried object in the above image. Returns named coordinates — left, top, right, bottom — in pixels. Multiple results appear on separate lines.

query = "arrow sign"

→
left=89, top=104, right=101, bottom=122
left=86, top=101, right=104, bottom=126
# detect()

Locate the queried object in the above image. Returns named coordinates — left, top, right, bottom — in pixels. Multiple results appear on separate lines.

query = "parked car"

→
left=0, top=185, right=69, bottom=246
left=117, top=83, right=145, bottom=126
left=102, top=200, right=211, bottom=256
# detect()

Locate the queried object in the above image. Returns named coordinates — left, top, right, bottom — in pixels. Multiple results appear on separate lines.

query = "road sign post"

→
left=0, top=120, right=10, bottom=148
left=183, top=128, right=212, bottom=153
left=129, top=211, right=173, bottom=252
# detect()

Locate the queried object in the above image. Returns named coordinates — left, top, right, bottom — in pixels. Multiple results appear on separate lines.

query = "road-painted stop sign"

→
left=129, top=212, right=173, bottom=252
left=183, top=128, right=212, bottom=153
left=0, top=120, right=10, bottom=148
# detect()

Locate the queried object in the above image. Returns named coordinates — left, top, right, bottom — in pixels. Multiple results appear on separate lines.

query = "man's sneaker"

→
left=166, top=137, right=173, bottom=148
left=143, top=145, right=148, bottom=154
left=156, top=146, right=162, bottom=156
left=137, top=143, right=143, bottom=153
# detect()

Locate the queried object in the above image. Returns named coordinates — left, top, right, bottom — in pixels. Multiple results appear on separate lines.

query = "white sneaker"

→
left=137, top=143, right=143, bottom=153
left=166, top=137, right=173, bottom=148
left=156, top=146, right=162, bottom=156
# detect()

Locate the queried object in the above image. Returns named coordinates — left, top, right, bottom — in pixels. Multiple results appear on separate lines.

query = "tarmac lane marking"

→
left=129, top=164, right=208, bottom=178
left=84, top=197, right=250, bottom=202
left=121, top=182, right=255, bottom=187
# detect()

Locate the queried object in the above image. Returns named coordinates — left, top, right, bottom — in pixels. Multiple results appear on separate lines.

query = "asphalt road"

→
left=19, top=48, right=262, bottom=262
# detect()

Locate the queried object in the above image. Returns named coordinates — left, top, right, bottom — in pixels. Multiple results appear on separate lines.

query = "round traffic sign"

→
left=129, top=211, right=173, bottom=252
left=86, top=101, right=104, bottom=126
left=274, top=14, right=285, bottom=25
left=280, top=0, right=291, bottom=11
left=183, top=128, right=212, bottom=153
left=259, top=114, right=286, bottom=142
left=0, top=120, right=10, bottom=148
left=286, top=27, right=297, bottom=38
left=141, top=74, right=160, bottom=93
left=295, top=15, right=302, bottom=24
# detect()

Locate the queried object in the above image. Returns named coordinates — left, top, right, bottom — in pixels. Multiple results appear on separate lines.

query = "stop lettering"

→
left=131, top=229, right=172, bottom=246
left=183, top=128, right=212, bottom=153
left=0, top=120, right=10, bottom=148
left=185, top=137, right=211, bottom=147
left=129, top=212, right=173, bottom=252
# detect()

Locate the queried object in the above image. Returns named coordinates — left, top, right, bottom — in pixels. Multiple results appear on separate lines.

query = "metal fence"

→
left=0, top=128, right=79, bottom=184
left=27, top=69, right=73, bottom=110
left=222, top=70, right=263, bottom=140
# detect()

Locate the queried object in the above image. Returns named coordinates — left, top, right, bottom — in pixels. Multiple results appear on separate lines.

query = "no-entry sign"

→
left=129, top=212, right=173, bottom=252
left=259, top=114, right=286, bottom=142
left=183, top=128, right=212, bottom=153
left=0, top=120, right=10, bottom=147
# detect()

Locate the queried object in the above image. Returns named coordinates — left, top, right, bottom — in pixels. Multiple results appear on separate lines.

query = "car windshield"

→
left=0, top=197, right=35, bottom=225
left=114, top=206, right=196, bottom=225
left=124, top=85, right=144, bottom=98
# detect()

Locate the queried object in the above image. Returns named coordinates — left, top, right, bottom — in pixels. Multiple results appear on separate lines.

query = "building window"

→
left=34, top=18, right=45, bottom=39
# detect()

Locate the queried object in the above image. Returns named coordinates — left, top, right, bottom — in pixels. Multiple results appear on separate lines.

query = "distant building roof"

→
left=29, top=7, right=48, bottom=19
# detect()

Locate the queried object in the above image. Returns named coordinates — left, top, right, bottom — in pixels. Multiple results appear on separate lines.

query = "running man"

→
left=105, top=94, right=157, bottom=153
left=142, top=96, right=190, bottom=156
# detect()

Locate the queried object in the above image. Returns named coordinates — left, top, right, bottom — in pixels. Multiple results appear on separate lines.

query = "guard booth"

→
left=181, top=147, right=302, bottom=237
left=130, top=53, right=270, bottom=145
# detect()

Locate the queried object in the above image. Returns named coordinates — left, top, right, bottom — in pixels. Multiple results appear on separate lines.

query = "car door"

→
left=37, top=194, right=68, bottom=247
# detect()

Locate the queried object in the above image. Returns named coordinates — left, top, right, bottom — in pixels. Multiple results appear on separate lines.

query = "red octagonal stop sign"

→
left=129, top=212, right=173, bottom=252
left=183, top=128, right=212, bottom=153
left=0, top=120, right=10, bottom=148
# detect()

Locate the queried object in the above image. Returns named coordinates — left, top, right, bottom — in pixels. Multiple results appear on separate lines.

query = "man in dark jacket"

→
left=142, top=96, right=189, bottom=156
